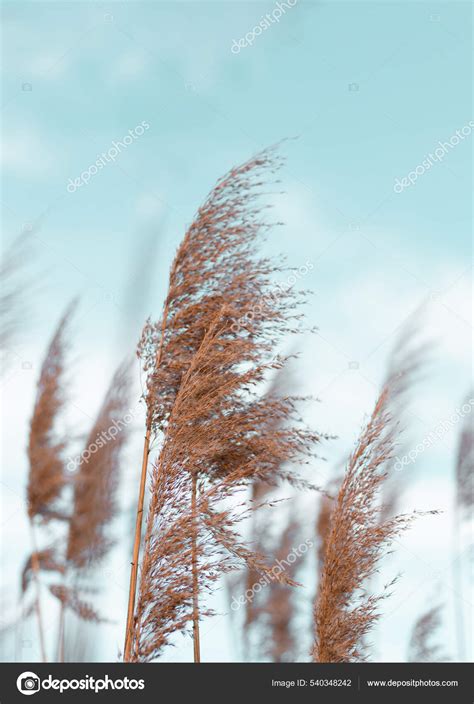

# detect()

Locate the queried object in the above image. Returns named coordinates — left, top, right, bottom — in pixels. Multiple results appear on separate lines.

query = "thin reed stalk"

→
left=124, top=427, right=150, bottom=660
left=191, top=473, right=201, bottom=662
left=124, top=306, right=170, bottom=661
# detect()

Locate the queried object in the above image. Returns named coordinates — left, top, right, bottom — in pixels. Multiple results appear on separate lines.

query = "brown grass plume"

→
left=312, top=386, right=424, bottom=662
left=126, top=146, right=327, bottom=661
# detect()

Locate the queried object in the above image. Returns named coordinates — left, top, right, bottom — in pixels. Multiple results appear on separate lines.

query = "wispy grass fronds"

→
left=312, top=387, right=425, bottom=663
left=408, top=604, right=447, bottom=662
left=383, top=309, right=430, bottom=408
left=257, top=517, right=302, bottom=663
left=52, top=362, right=132, bottom=660
left=126, top=146, right=327, bottom=661
left=380, top=310, right=430, bottom=521
left=136, top=145, right=295, bottom=439
left=131, top=296, right=323, bottom=661
left=27, top=301, right=76, bottom=523
left=126, top=145, right=294, bottom=659
left=25, top=301, right=75, bottom=661
left=21, top=548, right=64, bottom=595
left=316, top=492, right=333, bottom=576
left=0, top=234, right=33, bottom=366
left=66, top=361, right=132, bottom=570
left=50, top=585, right=102, bottom=623
left=243, top=363, right=310, bottom=645
left=455, top=390, right=473, bottom=514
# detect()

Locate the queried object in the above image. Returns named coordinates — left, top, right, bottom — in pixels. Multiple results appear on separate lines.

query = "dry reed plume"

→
left=379, top=309, right=430, bottom=521
left=130, top=304, right=322, bottom=661
left=408, top=603, right=447, bottom=662
left=316, top=495, right=332, bottom=572
left=27, top=302, right=75, bottom=524
left=24, top=318, right=131, bottom=661
left=9, top=147, right=449, bottom=666
left=21, top=548, right=64, bottom=595
left=312, top=386, right=427, bottom=663
left=125, top=147, right=299, bottom=657
left=25, top=301, right=75, bottom=661
left=252, top=516, right=302, bottom=662
left=243, top=363, right=304, bottom=650
left=53, top=362, right=132, bottom=660
left=241, top=362, right=322, bottom=662
left=0, top=234, right=32, bottom=369
left=126, top=146, right=327, bottom=661
left=65, top=362, right=132, bottom=569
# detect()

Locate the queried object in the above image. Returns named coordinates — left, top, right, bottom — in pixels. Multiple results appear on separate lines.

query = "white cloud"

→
left=1, top=128, right=57, bottom=177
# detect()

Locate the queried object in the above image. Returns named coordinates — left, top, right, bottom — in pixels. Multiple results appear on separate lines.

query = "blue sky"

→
left=1, top=1, right=472, bottom=663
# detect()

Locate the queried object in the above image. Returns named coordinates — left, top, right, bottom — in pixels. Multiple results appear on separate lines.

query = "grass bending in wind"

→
left=25, top=301, right=76, bottom=661
left=127, top=145, right=328, bottom=662
left=312, top=385, right=436, bottom=663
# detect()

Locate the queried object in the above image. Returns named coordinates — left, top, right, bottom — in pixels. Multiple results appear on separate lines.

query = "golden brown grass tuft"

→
left=53, top=362, right=132, bottom=660
left=126, top=146, right=293, bottom=659
left=27, top=301, right=76, bottom=522
left=25, top=301, right=76, bottom=661
left=312, top=387, right=428, bottom=663
left=125, top=146, right=327, bottom=661
left=49, top=585, right=102, bottom=623
left=66, top=361, right=132, bottom=569
left=130, top=300, right=323, bottom=661
left=257, top=517, right=302, bottom=662
left=316, top=491, right=333, bottom=576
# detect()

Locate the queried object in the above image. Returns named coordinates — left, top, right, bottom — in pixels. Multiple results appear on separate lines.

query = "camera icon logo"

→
left=16, top=672, right=40, bottom=695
